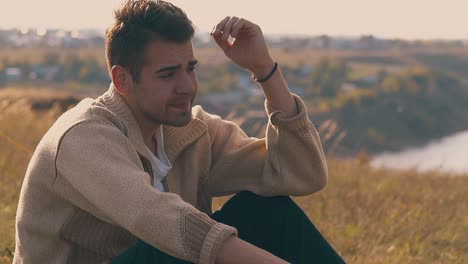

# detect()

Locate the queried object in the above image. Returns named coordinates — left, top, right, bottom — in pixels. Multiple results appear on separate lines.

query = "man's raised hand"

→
left=211, top=16, right=275, bottom=79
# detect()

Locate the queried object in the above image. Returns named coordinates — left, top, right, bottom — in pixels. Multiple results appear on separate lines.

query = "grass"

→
left=1, top=88, right=467, bottom=263
left=215, top=158, right=467, bottom=263
left=0, top=89, right=68, bottom=263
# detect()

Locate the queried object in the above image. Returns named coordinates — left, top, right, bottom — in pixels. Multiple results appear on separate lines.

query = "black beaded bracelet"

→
left=253, top=62, right=278, bottom=83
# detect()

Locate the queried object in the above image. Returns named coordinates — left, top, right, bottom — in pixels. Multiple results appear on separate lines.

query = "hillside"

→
left=0, top=89, right=466, bottom=263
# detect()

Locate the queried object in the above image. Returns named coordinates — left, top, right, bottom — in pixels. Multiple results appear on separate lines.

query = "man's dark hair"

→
left=105, top=0, right=194, bottom=81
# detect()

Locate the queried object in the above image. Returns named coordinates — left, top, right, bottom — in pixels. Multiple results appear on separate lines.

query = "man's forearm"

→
left=251, top=60, right=298, bottom=118
left=215, top=236, right=289, bottom=264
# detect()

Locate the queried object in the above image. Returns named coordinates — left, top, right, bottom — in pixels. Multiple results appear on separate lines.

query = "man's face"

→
left=130, top=40, right=198, bottom=127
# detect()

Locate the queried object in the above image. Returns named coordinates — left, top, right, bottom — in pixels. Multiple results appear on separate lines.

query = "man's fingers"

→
left=212, top=16, right=230, bottom=36
left=212, top=34, right=232, bottom=53
left=210, top=16, right=260, bottom=54
left=211, top=22, right=231, bottom=52
left=211, top=16, right=239, bottom=53
left=230, top=18, right=246, bottom=39
left=221, top=16, right=239, bottom=40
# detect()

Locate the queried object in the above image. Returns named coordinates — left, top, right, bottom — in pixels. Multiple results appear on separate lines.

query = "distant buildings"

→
left=0, top=28, right=105, bottom=48
left=1, top=27, right=466, bottom=50
left=5, top=67, right=22, bottom=81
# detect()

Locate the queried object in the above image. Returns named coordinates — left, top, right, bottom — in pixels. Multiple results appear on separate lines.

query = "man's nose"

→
left=176, top=72, right=196, bottom=94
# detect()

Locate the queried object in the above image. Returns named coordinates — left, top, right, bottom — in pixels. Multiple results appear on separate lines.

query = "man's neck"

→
left=142, top=124, right=160, bottom=156
left=120, top=95, right=160, bottom=155
left=147, top=135, right=158, bottom=157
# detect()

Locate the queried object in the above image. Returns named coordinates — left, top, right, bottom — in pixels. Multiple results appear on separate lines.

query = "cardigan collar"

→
left=100, top=83, right=207, bottom=163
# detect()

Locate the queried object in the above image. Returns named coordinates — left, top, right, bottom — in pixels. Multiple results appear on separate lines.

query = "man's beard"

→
left=141, top=106, right=192, bottom=127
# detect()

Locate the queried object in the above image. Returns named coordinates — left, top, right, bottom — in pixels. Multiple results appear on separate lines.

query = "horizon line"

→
left=1, top=26, right=467, bottom=42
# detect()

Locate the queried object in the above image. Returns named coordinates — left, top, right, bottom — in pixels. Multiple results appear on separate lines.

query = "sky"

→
left=0, top=0, right=467, bottom=40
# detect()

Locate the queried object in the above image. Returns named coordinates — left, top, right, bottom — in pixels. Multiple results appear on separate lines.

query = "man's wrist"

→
left=253, top=62, right=278, bottom=83
left=250, top=58, right=276, bottom=80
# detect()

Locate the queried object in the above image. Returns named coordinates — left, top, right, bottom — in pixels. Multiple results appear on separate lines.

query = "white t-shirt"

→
left=144, top=126, right=172, bottom=192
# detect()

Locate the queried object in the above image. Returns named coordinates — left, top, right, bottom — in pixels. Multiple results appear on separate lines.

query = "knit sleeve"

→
left=54, top=117, right=237, bottom=264
left=205, top=94, right=328, bottom=197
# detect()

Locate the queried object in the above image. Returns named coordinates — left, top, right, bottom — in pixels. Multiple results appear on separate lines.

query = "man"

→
left=14, top=0, right=345, bottom=263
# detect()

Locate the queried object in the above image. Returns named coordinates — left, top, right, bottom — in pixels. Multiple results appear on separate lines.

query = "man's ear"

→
left=111, top=65, right=132, bottom=95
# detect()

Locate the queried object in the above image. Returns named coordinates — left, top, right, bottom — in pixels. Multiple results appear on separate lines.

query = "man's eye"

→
left=160, top=72, right=175, bottom=79
left=189, top=66, right=196, bottom=72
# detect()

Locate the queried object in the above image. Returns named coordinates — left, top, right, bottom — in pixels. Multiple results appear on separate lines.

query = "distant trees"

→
left=62, top=54, right=84, bottom=80
left=60, top=53, right=109, bottom=83
left=0, top=52, right=109, bottom=84
left=77, top=56, right=106, bottom=83
left=292, top=55, right=468, bottom=154
left=307, top=57, right=348, bottom=97
left=379, top=66, right=434, bottom=96
left=43, top=53, right=60, bottom=66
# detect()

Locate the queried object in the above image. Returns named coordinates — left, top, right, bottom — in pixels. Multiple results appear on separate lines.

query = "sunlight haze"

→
left=1, top=0, right=467, bottom=39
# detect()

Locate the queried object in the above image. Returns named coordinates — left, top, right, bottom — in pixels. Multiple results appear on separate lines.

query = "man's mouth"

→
left=169, top=102, right=191, bottom=112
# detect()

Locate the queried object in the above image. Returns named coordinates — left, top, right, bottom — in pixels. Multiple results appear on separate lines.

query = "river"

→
left=371, top=130, right=468, bottom=175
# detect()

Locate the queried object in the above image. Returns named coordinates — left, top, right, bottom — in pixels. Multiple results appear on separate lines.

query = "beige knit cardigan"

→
left=13, top=84, right=328, bottom=264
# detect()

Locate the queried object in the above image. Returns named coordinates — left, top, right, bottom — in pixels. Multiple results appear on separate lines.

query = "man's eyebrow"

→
left=156, top=60, right=198, bottom=73
left=156, top=65, right=180, bottom=73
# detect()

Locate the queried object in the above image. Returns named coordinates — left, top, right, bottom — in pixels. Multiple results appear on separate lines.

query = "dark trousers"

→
left=112, top=191, right=345, bottom=264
